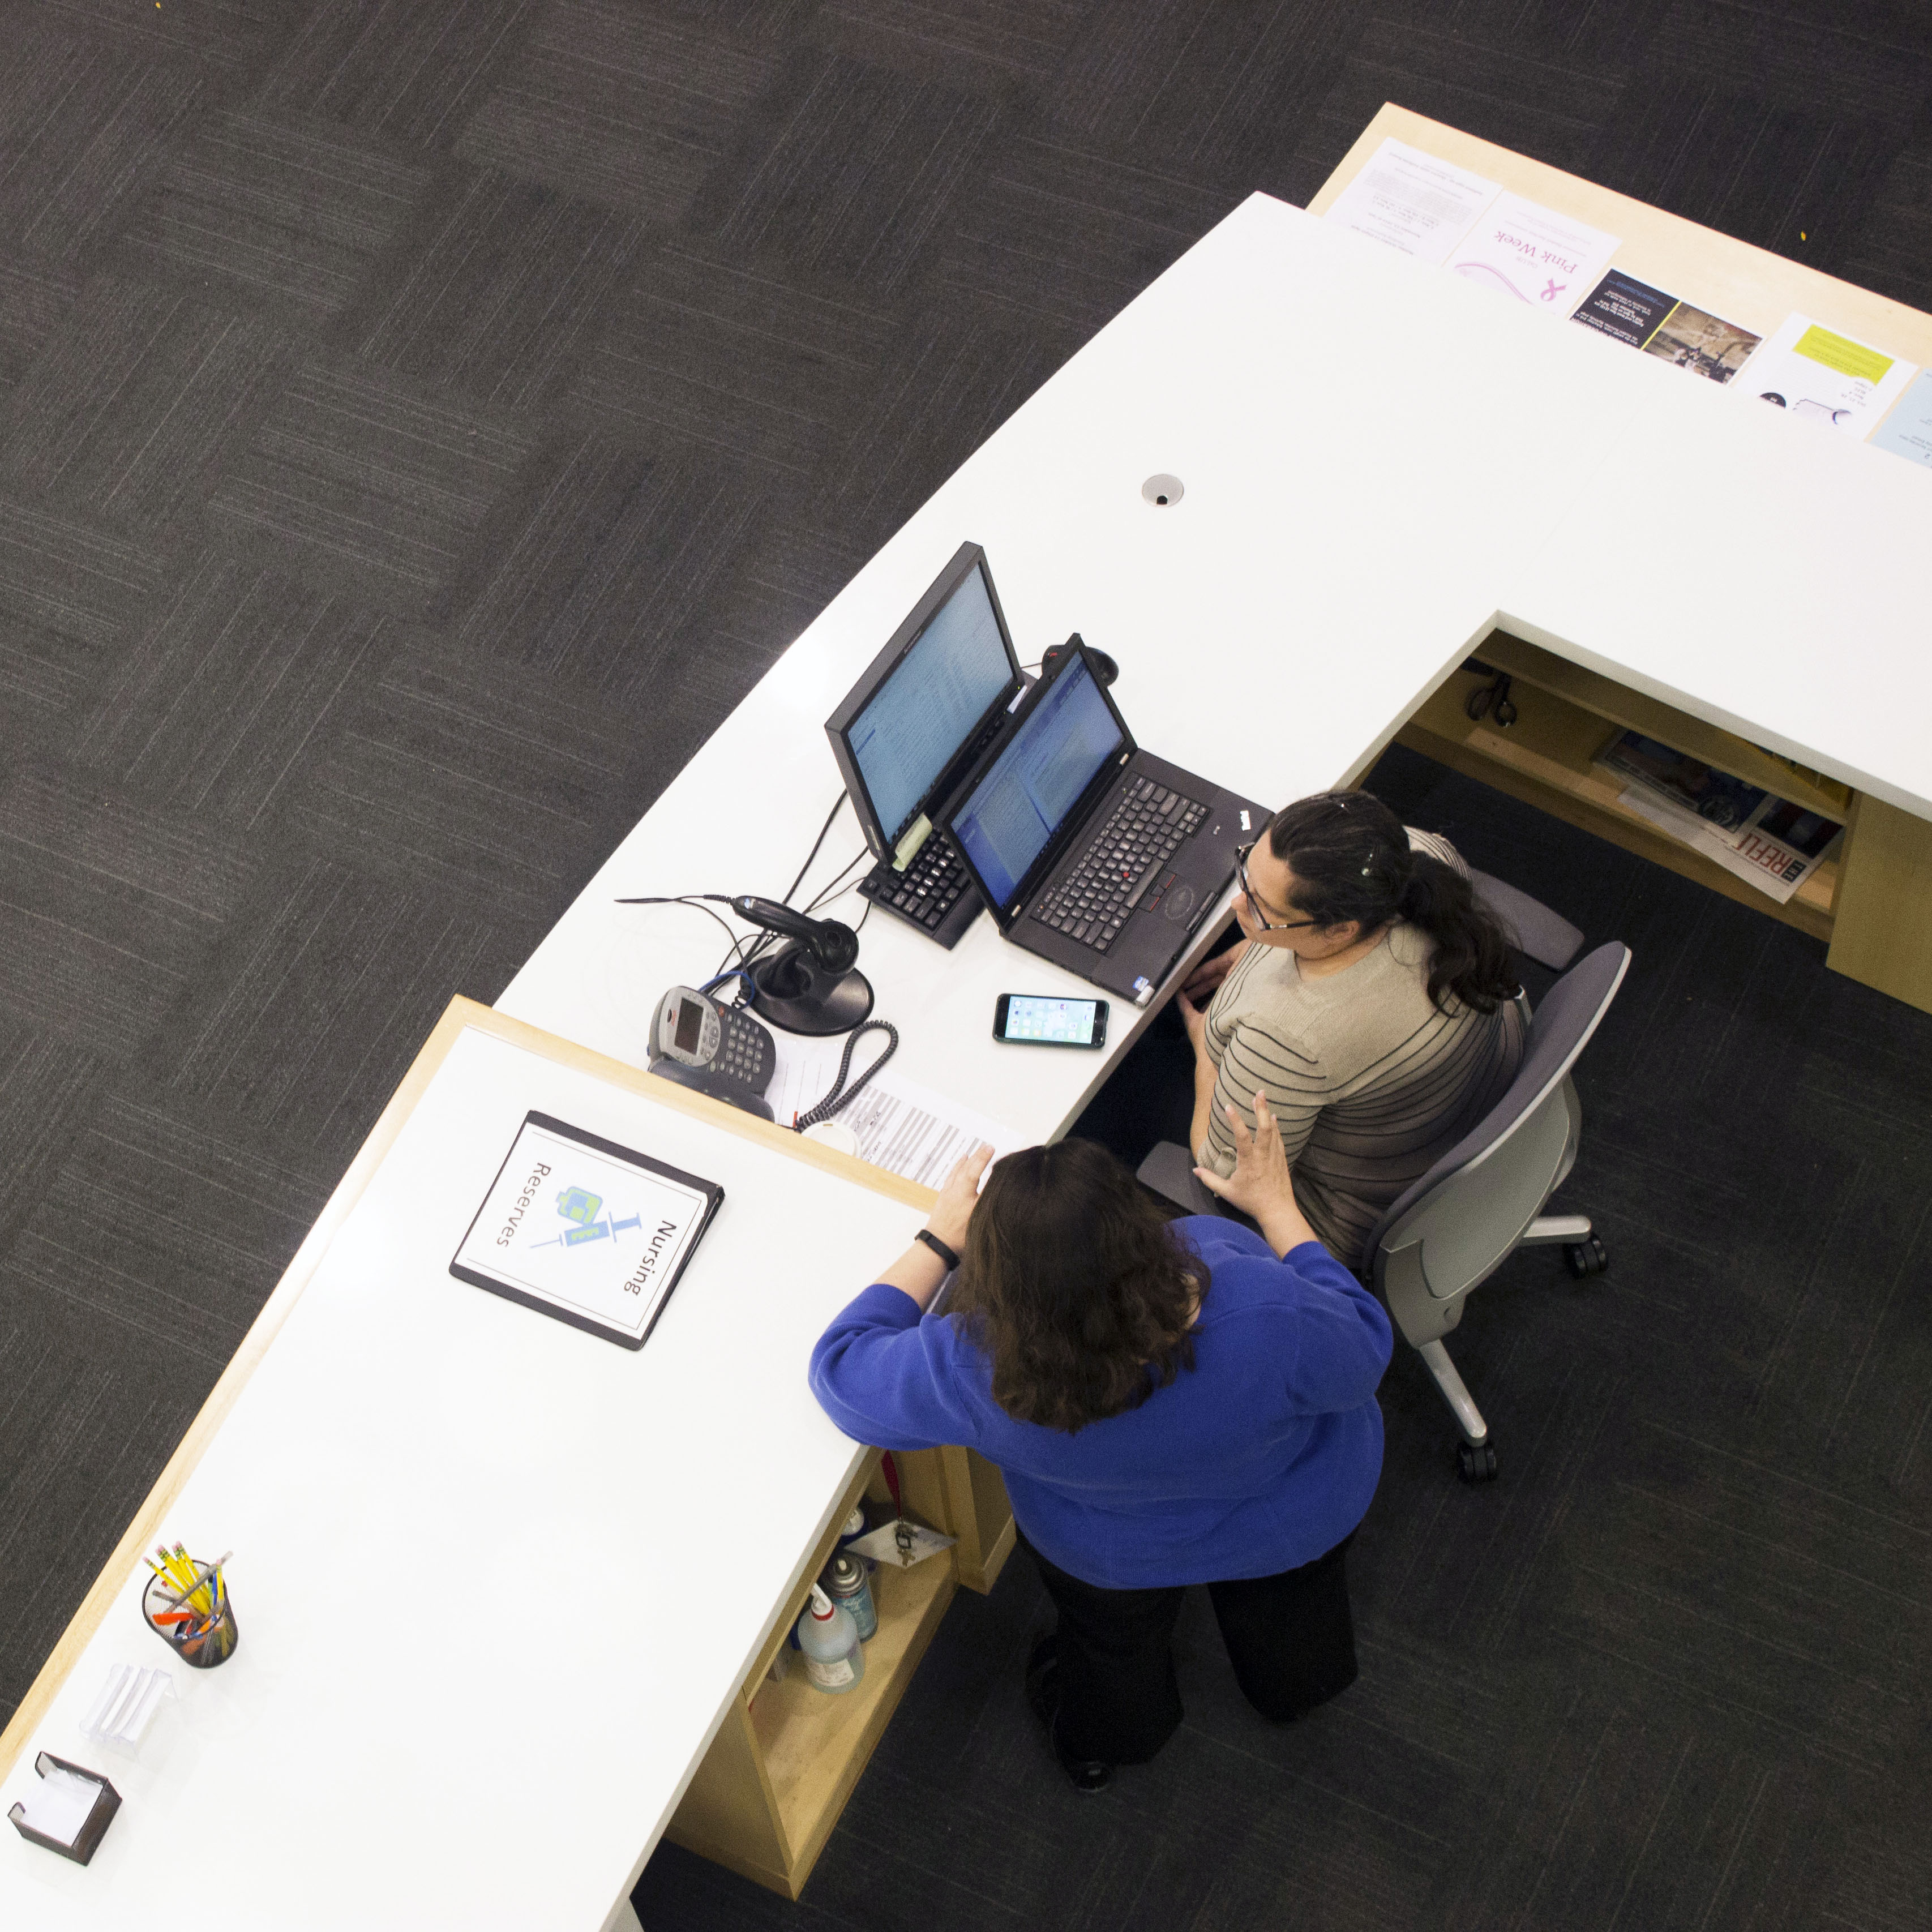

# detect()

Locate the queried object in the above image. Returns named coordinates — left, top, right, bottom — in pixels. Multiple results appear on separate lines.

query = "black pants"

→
left=1023, top=1531, right=1359, bottom=1764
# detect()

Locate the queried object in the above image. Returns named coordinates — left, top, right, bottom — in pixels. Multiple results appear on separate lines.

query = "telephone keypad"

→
left=718, top=1010, right=774, bottom=1087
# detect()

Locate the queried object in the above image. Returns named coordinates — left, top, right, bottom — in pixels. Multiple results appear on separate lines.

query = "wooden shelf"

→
left=664, top=1443, right=1014, bottom=1901
left=749, top=1554, right=954, bottom=1864
left=1475, top=633, right=1853, bottom=819
left=1399, top=662, right=1839, bottom=943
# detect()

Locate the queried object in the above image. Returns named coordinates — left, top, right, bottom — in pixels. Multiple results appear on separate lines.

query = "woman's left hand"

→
left=924, top=1143, right=992, bottom=1253
left=1194, top=1091, right=1318, bottom=1257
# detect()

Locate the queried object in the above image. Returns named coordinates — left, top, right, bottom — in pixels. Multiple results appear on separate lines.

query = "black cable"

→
left=795, top=1020, right=899, bottom=1130
left=782, top=791, right=850, bottom=906
left=802, top=844, right=873, bottom=916
left=616, top=790, right=860, bottom=992
left=611, top=894, right=743, bottom=959
left=716, top=921, right=774, bottom=984
left=716, top=790, right=855, bottom=981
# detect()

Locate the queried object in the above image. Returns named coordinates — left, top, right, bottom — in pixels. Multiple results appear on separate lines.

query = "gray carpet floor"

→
left=0, top=2, right=1928, bottom=1927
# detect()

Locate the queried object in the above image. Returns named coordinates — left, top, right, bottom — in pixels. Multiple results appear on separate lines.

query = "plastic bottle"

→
left=795, top=1584, right=865, bottom=1694
left=790, top=1515, right=872, bottom=1653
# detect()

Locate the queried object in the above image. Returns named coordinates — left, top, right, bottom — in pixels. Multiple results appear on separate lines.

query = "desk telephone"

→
left=648, top=985, right=777, bottom=1121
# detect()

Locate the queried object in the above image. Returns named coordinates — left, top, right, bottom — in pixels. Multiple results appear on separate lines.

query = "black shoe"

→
left=1023, top=1636, right=1113, bottom=1793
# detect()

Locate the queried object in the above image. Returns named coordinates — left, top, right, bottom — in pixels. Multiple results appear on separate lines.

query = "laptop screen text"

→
left=952, top=657, right=1124, bottom=906
left=847, top=564, right=1012, bottom=842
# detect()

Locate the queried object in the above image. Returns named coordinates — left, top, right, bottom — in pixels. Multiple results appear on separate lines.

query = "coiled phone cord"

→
left=795, top=1020, right=899, bottom=1131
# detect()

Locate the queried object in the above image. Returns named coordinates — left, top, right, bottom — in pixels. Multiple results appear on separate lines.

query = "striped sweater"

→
left=1199, top=837, right=1524, bottom=1270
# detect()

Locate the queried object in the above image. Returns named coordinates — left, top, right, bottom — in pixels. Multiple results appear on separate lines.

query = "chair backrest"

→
left=1467, top=868, right=1585, bottom=971
left=1362, top=943, right=1631, bottom=1299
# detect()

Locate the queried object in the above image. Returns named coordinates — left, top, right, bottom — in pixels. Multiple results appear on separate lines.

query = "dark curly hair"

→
left=1265, top=790, right=1518, bottom=1013
left=946, top=1139, right=1206, bottom=1434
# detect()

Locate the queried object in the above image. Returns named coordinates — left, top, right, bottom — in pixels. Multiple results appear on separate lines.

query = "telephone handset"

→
left=648, top=985, right=777, bottom=1121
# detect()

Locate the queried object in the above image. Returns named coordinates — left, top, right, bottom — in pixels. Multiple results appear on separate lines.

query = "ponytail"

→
left=1265, top=791, right=1518, bottom=1013
left=1395, top=850, right=1517, bottom=1012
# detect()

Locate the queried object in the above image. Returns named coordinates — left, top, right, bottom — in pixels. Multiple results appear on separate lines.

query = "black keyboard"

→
left=1030, top=777, right=1208, bottom=953
left=860, top=830, right=974, bottom=935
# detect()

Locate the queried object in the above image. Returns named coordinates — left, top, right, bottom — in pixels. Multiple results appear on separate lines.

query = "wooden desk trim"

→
left=0, top=1000, right=997, bottom=1787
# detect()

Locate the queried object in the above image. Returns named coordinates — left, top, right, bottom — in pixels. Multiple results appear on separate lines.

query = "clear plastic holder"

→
left=8, top=1753, right=121, bottom=1866
left=77, top=1661, right=175, bottom=1753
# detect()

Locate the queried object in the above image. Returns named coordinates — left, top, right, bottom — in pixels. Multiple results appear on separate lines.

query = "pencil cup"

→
left=142, top=1568, right=238, bottom=1669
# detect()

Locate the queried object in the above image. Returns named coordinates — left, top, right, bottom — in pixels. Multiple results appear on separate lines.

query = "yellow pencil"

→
left=158, top=1546, right=205, bottom=1609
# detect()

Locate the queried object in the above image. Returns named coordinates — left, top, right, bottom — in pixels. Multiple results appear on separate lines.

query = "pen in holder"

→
left=142, top=1550, right=238, bottom=1669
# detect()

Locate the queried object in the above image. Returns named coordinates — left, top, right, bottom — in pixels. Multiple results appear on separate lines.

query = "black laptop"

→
left=937, top=643, right=1270, bottom=1003
left=824, top=542, right=1024, bottom=949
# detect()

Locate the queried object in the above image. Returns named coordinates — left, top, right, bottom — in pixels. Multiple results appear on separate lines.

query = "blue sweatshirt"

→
left=808, top=1217, right=1393, bottom=1590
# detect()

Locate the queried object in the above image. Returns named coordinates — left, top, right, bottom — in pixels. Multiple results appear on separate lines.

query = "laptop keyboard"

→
left=1030, top=777, right=1209, bottom=953
left=859, top=831, right=973, bottom=935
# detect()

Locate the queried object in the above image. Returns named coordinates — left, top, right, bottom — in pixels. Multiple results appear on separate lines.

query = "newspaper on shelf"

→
left=1595, top=731, right=1844, bottom=906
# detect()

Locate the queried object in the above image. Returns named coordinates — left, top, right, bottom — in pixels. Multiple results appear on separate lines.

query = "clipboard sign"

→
left=451, top=1111, right=723, bottom=1349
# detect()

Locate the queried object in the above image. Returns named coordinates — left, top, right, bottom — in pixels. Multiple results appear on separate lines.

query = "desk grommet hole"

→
left=1142, top=473, right=1184, bottom=507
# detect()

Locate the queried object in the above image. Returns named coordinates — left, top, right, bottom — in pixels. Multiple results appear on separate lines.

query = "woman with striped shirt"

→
left=1178, top=790, right=1526, bottom=1268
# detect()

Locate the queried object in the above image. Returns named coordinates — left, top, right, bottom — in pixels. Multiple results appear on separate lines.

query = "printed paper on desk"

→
left=768, top=1034, right=1023, bottom=1190
left=1322, top=137, right=1498, bottom=264
left=1639, top=301, right=1760, bottom=384
left=829, top=1070, right=1020, bottom=1190
left=1746, top=313, right=1918, bottom=439
left=1573, top=268, right=1678, bottom=348
left=1443, top=192, right=1619, bottom=315
left=1870, top=367, right=1932, bottom=469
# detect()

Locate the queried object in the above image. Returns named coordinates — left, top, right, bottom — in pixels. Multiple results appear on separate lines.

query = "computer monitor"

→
left=945, top=651, right=1126, bottom=910
left=826, top=543, right=1023, bottom=863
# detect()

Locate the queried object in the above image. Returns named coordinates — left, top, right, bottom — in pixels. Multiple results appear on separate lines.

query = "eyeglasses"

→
left=1235, top=842, right=1321, bottom=933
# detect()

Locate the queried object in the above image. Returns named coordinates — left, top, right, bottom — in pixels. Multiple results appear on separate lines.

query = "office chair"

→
left=1361, top=941, right=1629, bottom=1481
left=1136, top=941, right=1629, bottom=1484
left=1467, top=869, right=1583, bottom=970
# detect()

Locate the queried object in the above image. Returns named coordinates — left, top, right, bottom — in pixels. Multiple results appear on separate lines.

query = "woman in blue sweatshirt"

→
left=809, top=1091, right=1393, bottom=1789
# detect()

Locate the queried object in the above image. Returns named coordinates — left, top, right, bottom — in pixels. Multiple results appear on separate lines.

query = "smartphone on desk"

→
left=648, top=986, right=778, bottom=1120
left=993, top=993, right=1109, bottom=1048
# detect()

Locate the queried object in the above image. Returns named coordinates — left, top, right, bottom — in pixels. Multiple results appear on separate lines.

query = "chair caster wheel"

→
left=1457, top=1439, right=1498, bottom=1484
left=1564, top=1235, right=1608, bottom=1278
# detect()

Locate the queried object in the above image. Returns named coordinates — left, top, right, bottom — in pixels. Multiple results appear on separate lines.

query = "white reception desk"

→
left=5, top=122, right=1930, bottom=1928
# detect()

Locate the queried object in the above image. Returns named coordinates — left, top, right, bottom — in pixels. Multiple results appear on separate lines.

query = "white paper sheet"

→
left=1443, top=191, right=1620, bottom=315
left=15, top=1766, right=101, bottom=1844
left=1322, top=137, right=1498, bottom=264
left=1744, top=312, right=1918, bottom=439
left=769, top=1033, right=1023, bottom=1187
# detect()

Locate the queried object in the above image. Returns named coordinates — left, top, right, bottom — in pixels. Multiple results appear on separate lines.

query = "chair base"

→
left=1416, top=1339, right=1487, bottom=1443
left=1413, top=1223, right=1612, bottom=1480
left=1517, top=1213, right=1592, bottom=1247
